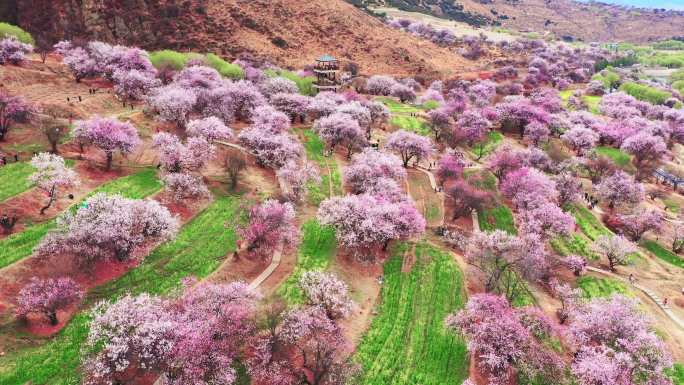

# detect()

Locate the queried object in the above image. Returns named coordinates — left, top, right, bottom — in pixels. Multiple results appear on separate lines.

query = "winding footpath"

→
left=248, top=243, right=284, bottom=290
left=415, top=163, right=684, bottom=331
left=586, top=266, right=684, bottom=330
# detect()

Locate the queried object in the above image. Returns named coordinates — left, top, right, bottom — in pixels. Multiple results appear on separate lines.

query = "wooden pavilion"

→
left=313, top=54, right=341, bottom=93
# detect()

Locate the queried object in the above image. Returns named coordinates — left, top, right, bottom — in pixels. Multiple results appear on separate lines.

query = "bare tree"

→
left=40, top=106, right=69, bottom=154
left=224, top=154, right=246, bottom=190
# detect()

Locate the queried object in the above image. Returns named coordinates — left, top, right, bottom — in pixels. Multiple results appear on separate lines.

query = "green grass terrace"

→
left=355, top=242, right=469, bottom=385
left=0, top=169, right=162, bottom=269
left=0, top=194, right=245, bottom=385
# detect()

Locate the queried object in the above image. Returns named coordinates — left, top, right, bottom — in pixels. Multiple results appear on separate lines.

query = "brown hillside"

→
left=359, top=0, right=684, bottom=43
left=0, top=0, right=468, bottom=77
left=462, top=0, right=684, bottom=43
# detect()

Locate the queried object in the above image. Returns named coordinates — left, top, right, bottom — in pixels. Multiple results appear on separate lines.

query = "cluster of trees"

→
left=56, top=40, right=159, bottom=102
left=319, top=146, right=425, bottom=260
left=0, top=35, right=32, bottom=65
left=387, top=18, right=456, bottom=46
left=71, top=270, right=357, bottom=385
left=449, top=292, right=673, bottom=385
left=34, top=193, right=178, bottom=267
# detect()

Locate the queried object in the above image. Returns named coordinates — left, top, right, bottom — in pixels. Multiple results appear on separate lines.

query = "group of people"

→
left=583, top=192, right=599, bottom=209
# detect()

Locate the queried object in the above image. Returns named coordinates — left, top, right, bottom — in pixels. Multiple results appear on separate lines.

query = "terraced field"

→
left=0, top=169, right=162, bottom=268
left=0, top=194, right=244, bottom=385
left=301, top=129, right=343, bottom=205
left=0, top=162, right=34, bottom=202
left=577, top=276, right=632, bottom=298
left=277, top=220, right=337, bottom=304
left=355, top=243, right=469, bottom=385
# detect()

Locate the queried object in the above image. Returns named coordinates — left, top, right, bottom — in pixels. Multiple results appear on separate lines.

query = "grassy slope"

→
left=577, top=276, right=631, bottom=298
left=0, top=195, right=243, bottom=385
left=390, top=115, right=431, bottom=136
left=568, top=204, right=612, bottom=241
left=277, top=220, right=337, bottom=304
left=0, top=169, right=161, bottom=269
left=668, top=363, right=684, bottom=385
left=302, top=129, right=342, bottom=205
left=355, top=243, right=468, bottom=385
left=642, top=240, right=684, bottom=269
left=550, top=233, right=598, bottom=260
left=478, top=205, right=517, bottom=235
left=595, top=146, right=633, bottom=170
left=376, top=97, right=421, bottom=114
left=470, top=131, right=503, bottom=160
left=0, top=162, right=34, bottom=202
left=559, top=90, right=601, bottom=114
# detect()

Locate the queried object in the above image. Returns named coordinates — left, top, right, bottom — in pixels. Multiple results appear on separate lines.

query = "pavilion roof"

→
left=317, top=54, right=337, bottom=62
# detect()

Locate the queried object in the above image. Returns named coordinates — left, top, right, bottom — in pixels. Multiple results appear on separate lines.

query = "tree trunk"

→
left=106, top=151, right=113, bottom=170
left=476, top=143, right=484, bottom=161
left=49, top=138, right=59, bottom=154
left=40, top=186, right=57, bottom=215
left=48, top=311, right=58, bottom=326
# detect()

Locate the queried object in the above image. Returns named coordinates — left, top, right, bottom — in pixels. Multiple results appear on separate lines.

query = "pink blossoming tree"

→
left=445, top=294, right=564, bottom=385
left=317, top=193, right=425, bottom=258
left=242, top=199, right=299, bottom=259
left=384, top=130, right=433, bottom=167
left=299, top=271, right=354, bottom=320
left=186, top=116, right=234, bottom=143
left=73, top=116, right=141, bottom=170
left=594, top=171, right=644, bottom=211
left=591, top=234, right=636, bottom=272
left=83, top=294, right=175, bottom=385
left=16, top=277, right=83, bottom=325
left=620, top=132, right=667, bottom=181
left=29, top=153, right=79, bottom=214
left=313, top=112, right=366, bottom=158
left=0, top=91, right=32, bottom=141
left=343, top=148, right=407, bottom=194
left=35, top=193, right=179, bottom=266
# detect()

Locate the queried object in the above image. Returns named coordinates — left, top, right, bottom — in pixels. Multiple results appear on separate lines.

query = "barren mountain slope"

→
left=358, top=0, right=684, bottom=42
left=0, top=0, right=468, bottom=77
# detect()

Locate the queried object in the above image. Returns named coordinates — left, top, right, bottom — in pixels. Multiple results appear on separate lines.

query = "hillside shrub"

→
left=591, top=68, right=620, bottom=91
left=673, top=80, right=684, bottom=95
left=149, top=50, right=192, bottom=70
left=0, top=22, right=33, bottom=45
left=619, top=82, right=671, bottom=105
left=653, top=40, right=684, bottom=50
left=643, top=52, right=684, bottom=68
left=205, top=53, right=244, bottom=79
left=594, top=55, right=637, bottom=71
left=671, top=69, right=684, bottom=84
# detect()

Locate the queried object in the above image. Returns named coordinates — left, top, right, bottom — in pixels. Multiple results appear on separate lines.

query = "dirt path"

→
left=587, top=266, right=684, bottom=329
